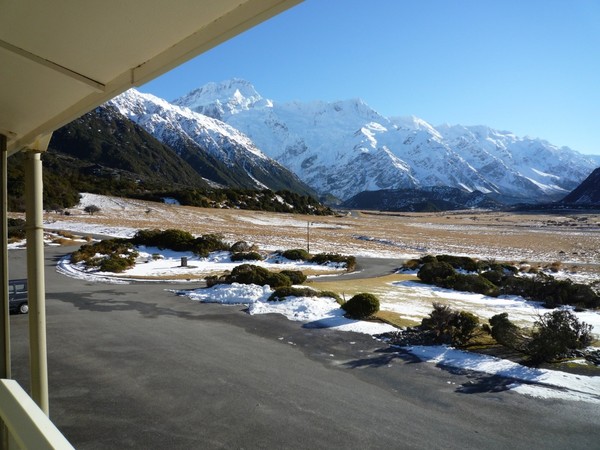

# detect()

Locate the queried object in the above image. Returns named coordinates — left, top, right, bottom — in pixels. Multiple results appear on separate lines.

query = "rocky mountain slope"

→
left=175, top=79, right=597, bottom=204
left=561, top=167, right=600, bottom=205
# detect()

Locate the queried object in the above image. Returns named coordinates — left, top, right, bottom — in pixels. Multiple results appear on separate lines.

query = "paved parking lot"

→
left=8, top=246, right=600, bottom=449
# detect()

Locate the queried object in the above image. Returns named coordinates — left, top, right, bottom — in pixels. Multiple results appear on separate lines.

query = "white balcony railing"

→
left=0, top=379, right=75, bottom=450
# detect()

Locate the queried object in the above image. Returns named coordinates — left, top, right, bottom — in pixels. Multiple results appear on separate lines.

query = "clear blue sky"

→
left=141, top=0, right=600, bottom=155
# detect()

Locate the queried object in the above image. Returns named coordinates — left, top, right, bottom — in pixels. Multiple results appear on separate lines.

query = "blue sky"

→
left=141, top=0, right=600, bottom=155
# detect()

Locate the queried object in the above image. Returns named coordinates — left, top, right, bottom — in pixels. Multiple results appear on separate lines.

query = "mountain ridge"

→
left=173, top=78, right=597, bottom=203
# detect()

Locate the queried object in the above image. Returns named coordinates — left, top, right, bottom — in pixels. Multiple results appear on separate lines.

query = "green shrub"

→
left=310, top=253, right=357, bottom=271
left=213, top=264, right=293, bottom=288
left=417, top=261, right=455, bottom=284
left=481, top=269, right=504, bottom=286
left=440, top=274, right=499, bottom=297
left=192, top=233, right=230, bottom=257
left=281, top=248, right=311, bottom=261
left=132, top=228, right=194, bottom=251
left=489, top=313, right=525, bottom=350
left=526, top=310, right=593, bottom=363
left=230, top=252, right=263, bottom=262
left=421, top=303, right=480, bottom=346
left=279, top=270, right=307, bottom=285
left=268, top=286, right=341, bottom=302
left=341, top=293, right=380, bottom=319
left=451, top=311, right=480, bottom=346
left=71, top=238, right=138, bottom=272
left=437, top=255, right=479, bottom=272
left=99, top=255, right=135, bottom=273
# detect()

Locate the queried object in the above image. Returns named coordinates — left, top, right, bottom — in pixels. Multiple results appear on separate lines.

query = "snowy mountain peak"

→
left=173, top=78, right=272, bottom=120
left=391, top=116, right=442, bottom=139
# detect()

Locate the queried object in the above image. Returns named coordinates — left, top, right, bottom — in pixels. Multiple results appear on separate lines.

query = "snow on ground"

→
left=180, top=282, right=396, bottom=334
left=57, top=247, right=346, bottom=283
left=405, top=345, right=600, bottom=404
left=44, top=221, right=137, bottom=239
left=380, top=280, right=600, bottom=338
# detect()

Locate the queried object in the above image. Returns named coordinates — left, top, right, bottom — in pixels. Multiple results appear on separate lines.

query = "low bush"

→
left=71, top=238, right=138, bottom=272
left=230, top=252, right=263, bottom=262
left=440, top=274, right=499, bottom=297
left=192, top=233, right=230, bottom=257
left=311, top=253, right=357, bottom=271
left=279, top=270, right=307, bottom=285
left=208, top=264, right=293, bottom=288
left=417, top=261, right=455, bottom=284
left=412, top=254, right=599, bottom=310
left=526, top=310, right=593, bottom=363
left=132, top=228, right=194, bottom=251
left=420, top=302, right=480, bottom=346
left=99, top=255, right=136, bottom=273
left=280, top=248, right=311, bottom=261
left=437, top=254, right=479, bottom=272
left=489, top=313, right=526, bottom=351
left=341, top=293, right=380, bottom=319
left=268, top=286, right=341, bottom=302
left=132, top=229, right=230, bottom=257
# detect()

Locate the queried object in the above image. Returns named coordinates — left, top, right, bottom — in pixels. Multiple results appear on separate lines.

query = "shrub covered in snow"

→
left=341, top=293, right=380, bottom=319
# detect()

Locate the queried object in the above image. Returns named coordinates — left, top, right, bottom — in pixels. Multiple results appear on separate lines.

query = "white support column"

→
left=0, top=134, right=11, bottom=449
left=0, top=135, right=9, bottom=378
left=24, top=149, right=49, bottom=415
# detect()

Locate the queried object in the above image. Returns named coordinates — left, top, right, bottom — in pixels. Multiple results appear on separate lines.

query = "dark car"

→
left=9, top=279, right=28, bottom=314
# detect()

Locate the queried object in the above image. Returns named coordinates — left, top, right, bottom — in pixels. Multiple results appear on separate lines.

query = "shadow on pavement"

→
left=343, top=345, right=521, bottom=395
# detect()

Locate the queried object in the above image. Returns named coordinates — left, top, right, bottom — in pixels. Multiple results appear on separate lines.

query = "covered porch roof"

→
left=1, top=0, right=302, bottom=155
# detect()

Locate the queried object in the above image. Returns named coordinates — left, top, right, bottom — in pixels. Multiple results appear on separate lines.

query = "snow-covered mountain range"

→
left=173, top=79, right=597, bottom=203
left=109, top=89, right=312, bottom=195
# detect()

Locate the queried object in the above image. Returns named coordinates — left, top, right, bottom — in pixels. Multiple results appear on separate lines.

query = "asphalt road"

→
left=8, top=246, right=600, bottom=449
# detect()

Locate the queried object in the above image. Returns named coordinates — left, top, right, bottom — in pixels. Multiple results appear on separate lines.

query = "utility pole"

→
left=306, top=221, right=310, bottom=253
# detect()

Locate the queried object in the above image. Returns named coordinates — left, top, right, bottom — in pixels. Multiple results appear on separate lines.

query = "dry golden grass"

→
left=12, top=194, right=599, bottom=274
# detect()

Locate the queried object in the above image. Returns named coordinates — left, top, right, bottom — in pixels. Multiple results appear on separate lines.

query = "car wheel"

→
left=19, top=303, right=29, bottom=314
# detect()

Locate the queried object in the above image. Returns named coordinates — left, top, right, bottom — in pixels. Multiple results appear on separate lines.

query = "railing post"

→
left=24, top=149, right=49, bottom=416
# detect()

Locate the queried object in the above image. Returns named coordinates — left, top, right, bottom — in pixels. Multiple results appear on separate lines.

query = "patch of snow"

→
left=404, top=345, right=600, bottom=404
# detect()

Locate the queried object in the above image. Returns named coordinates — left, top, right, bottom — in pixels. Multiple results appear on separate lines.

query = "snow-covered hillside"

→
left=175, top=79, right=597, bottom=203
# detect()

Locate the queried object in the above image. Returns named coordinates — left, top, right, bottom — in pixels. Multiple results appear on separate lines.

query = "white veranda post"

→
left=24, top=148, right=50, bottom=415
